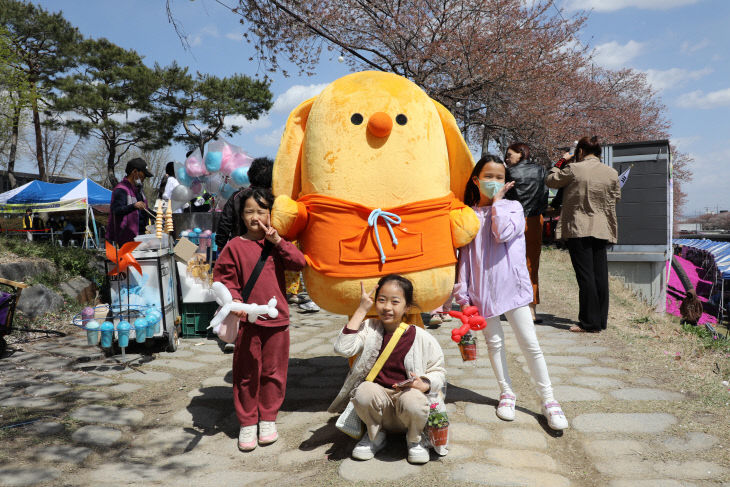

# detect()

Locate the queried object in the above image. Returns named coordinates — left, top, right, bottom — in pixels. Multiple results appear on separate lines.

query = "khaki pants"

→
left=352, top=381, right=429, bottom=444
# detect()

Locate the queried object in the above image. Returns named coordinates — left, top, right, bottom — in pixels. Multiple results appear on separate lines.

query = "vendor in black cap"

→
left=107, top=157, right=153, bottom=245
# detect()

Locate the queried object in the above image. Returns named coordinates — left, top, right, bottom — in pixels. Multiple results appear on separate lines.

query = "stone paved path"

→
left=1, top=307, right=728, bottom=486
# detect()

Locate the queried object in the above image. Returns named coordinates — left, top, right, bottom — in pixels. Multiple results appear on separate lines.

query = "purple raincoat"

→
left=454, top=199, right=533, bottom=319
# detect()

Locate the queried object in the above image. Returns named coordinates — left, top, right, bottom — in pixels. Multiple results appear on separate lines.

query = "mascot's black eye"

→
left=396, top=114, right=408, bottom=125
left=351, top=113, right=363, bottom=125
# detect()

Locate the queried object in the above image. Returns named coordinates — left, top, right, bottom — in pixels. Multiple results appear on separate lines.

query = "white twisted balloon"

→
left=207, top=281, right=278, bottom=330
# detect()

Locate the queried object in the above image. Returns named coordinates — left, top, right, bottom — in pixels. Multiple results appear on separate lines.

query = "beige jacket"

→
left=327, top=319, right=446, bottom=414
left=546, top=155, right=621, bottom=243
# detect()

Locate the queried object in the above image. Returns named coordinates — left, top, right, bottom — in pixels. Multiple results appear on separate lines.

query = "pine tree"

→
left=0, top=0, right=81, bottom=182
left=52, top=38, right=172, bottom=187
left=154, top=62, right=273, bottom=156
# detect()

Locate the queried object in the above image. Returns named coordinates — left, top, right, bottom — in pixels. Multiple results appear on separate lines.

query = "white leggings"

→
left=482, top=305, right=554, bottom=402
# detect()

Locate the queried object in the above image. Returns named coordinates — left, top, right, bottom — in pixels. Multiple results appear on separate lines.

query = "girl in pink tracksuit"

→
left=454, top=155, right=568, bottom=431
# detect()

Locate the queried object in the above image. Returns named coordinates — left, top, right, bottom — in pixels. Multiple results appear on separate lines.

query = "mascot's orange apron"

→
left=286, top=193, right=464, bottom=278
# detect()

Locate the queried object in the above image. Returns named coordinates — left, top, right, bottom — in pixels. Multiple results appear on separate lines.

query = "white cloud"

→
left=644, top=67, right=713, bottom=92
left=676, top=87, right=730, bottom=109
left=254, top=126, right=285, bottom=147
left=680, top=38, right=711, bottom=54
left=271, top=84, right=328, bottom=113
left=592, top=40, right=644, bottom=68
left=565, top=0, right=701, bottom=12
left=225, top=32, right=241, bottom=41
left=188, top=24, right=219, bottom=47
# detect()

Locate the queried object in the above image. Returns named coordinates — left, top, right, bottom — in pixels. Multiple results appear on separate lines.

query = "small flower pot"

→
left=458, top=342, right=477, bottom=361
left=426, top=425, right=449, bottom=447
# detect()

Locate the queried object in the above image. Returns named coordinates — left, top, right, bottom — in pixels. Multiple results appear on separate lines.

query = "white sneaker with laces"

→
left=238, top=425, right=257, bottom=451
left=496, top=392, right=516, bottom=421
left=351, top=430, right=386, bottom=460
left=258, top=420, right=278, bottom=444
left=407, top=440, right=430, bottom=464
left=542, top=401, right=569, bottom=430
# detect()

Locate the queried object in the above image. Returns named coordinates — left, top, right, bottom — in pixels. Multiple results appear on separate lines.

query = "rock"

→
left=485, top=448, right=557, bottom=471
left=0, top=260, right=55, bottom=283
left=58, top=276, right=96, bottom=304
left=16, top=284, right=64, bottom=319
left=609, top=388, right=684, bottom=401
left=71, top=405, right=144, bottom=426
left=572, top=413, right=676, bottom=433
left=449, top=462, right=570, bottom=487
left=338, top=456, right=422, bottom=482
left=30, top=421, right=65, bottom=435
left=72, top=425, right=122, bottom=447
left=662, top=432, right=718, bottom=452
left=0, top=467, right=60, bottom=487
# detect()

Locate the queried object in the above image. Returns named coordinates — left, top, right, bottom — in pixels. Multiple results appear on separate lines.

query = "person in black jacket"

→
left=505, top=142, right=548, bottom=323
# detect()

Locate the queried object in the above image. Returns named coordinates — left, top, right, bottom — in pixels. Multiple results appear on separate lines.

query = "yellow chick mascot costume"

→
left=272, top=71, right=480, bottom=318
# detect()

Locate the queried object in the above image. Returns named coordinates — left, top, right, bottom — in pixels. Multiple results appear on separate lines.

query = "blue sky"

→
left=29, top=0, right=730, bottom=216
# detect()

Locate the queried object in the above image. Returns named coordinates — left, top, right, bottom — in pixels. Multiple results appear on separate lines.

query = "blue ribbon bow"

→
left=367, top=209, right=401, bottom=264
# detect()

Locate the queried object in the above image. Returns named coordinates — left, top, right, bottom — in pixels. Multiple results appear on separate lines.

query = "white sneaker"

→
left=407, top=440, right=430, bottom=464
left=238, top=425, right=257, bottom=451
left=223, top=343, right=235, bottom=353
left=298, top=300, right=320, bottom=313
left=542, top=401, right=569, bottom=430
left=352, top=430, right=386, bottom=460
left=258, top=420, right=278, bottom=444
left=496, top=392, right=516, bottom=421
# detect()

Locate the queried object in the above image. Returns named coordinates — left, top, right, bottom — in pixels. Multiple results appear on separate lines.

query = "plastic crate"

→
left=181, top=301, right=218, bottom=338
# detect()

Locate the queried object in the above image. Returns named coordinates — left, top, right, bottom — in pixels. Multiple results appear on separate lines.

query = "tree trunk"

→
left=30, top=85, right=47, bottom=182
left=107, top=143, right=118, bottom=187
left=7, top=102, right=21, bottom=188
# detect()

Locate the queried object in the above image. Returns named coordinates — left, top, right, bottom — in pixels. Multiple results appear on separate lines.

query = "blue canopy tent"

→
left=0, top=178, right=111, bottom=248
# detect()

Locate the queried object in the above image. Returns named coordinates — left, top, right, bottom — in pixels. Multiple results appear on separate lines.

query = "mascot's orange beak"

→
left=367, top=112, right=393, bottom=138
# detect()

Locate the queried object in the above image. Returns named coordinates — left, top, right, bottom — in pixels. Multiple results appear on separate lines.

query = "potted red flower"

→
left=458, top=332, right=477, bottom=361
left=425, top=402, right=449, bottom=447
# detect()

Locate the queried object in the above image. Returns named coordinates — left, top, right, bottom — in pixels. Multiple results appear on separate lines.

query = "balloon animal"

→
left=207, top=281, right=278, bottom=330
left=449, top=306, right=487, bottom=343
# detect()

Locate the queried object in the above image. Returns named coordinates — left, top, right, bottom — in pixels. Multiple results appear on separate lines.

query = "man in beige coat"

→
left=546, top=136, right=620, bottom=332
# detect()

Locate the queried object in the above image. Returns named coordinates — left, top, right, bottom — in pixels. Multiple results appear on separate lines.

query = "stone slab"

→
left=126, top=427, right=201, bottom=458
left=553, top=385, right=603, bottom=401
left=22, top=383, right=70, bottom=397
left=0, top=396, right=57, bottom=409
left=449, top=463, right=570, bottom=487
left=125, top=370, right=173, bottom=383
left=338, top=456, right=422, bottom=482
left=21, top=356, right=73, bottom=370
left=662, top=432, right=718, bottom=452
left=609, top=388, right=684, bottom=401
left=65, top=374, right=115, bottom=386
left=595, top=458, right=655, bottom=477
left=485, top=448, right=557, bottom=471
left=71, top=405, right=144, bottom=426
left=191, top=353, right=230, bottom=363
left=608, top=481, right=695, bottom=487
left=277, top=444, right=330, bottom=466
left=522, top=365, right=573, bottom=376
left=30, top=421, right=64, bottom=435
left=573, top=413, right=676, bottom=433
left=580, top=366, right=628, bottom=376
left=583, top=439, right=646, bottom=459
left=499, top=428, right=548, bottom=450
left=448, top=422, right=491, bottom=442
left=172, top=406, right=222, bottom=429
left=570, top=376, right=625, bottom=389
left=516, top=355, right=592, bottom=365
left=72, top=425, right=122, bottom=447
left=0, top=467, right=60, bottom=487
left=76, top=390, right=109, bottom=401
left=34, top=444, right=92, bottom=464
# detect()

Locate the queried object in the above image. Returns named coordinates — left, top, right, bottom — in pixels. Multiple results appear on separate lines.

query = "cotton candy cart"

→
left=102, top=246, right=181, bottom=352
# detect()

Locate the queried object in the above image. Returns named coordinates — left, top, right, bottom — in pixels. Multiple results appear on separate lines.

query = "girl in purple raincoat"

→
left=454, top=155, right=568, bottom=431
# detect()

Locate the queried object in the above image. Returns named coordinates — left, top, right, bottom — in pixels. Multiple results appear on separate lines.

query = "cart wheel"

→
left=0, top=336, right=7, bottom=358
left=166, top=324, right=179, bottom=353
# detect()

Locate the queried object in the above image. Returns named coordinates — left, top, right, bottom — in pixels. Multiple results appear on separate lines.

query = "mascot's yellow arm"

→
left=274, top=194, right=480, bottom=250
left=450, top=206, right=480, bottom=248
